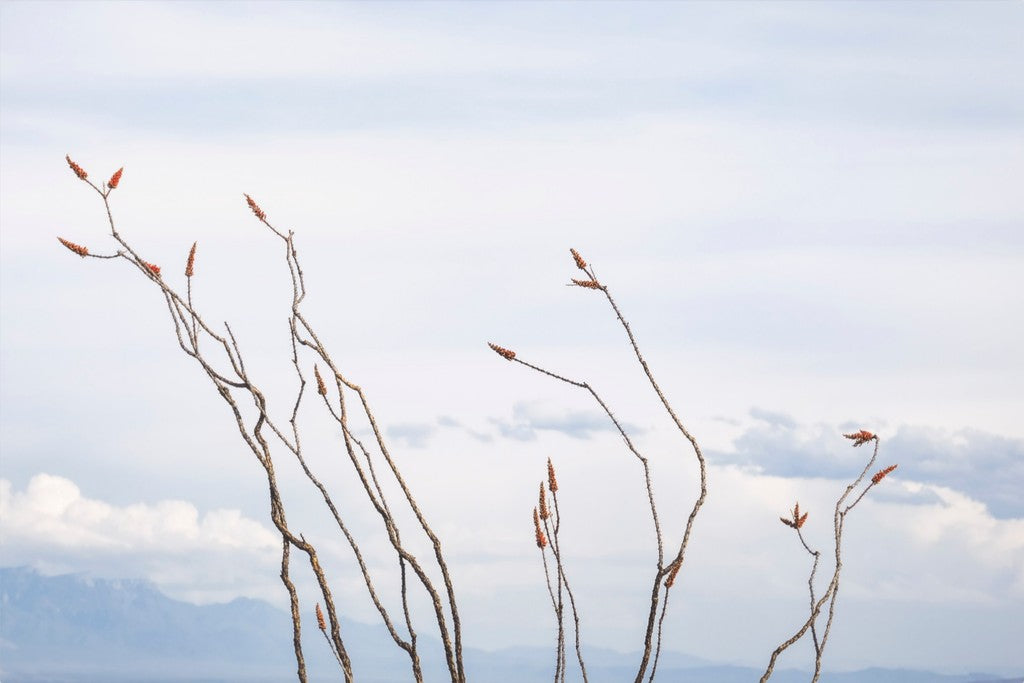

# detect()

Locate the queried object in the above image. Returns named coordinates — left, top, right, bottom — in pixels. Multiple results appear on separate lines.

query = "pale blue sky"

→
left=1, top=1, right=1022, bottom=676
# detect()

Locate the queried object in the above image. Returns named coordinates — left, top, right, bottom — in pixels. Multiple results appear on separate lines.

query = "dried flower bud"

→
left=244, top=194, right=266, bottom=221
left=872, top=464, right=898, bottom=485
left=538, top=482, right=549, bottom=520
left=314, top=365, right=327, bottom=396
left=533, top=508, right=547, bottom=549
left=779, top=517, right=796, bottom=528
left=65, top=155, right=88, bottom=180
left=185, top=241, right=197, bottom=277
left=571, top=278, right=602, bottom=289
left=57, top=237, right=89, bottom=257
left=315, top=603, right=326, bottom=631
left=569, top=248, right=587, bottom=270
left=488, top=342, right=515, bottom=360
left=664, top=561, right=681, bottom=588
left=843, top=430, right=876, bottom=447
left=108, top=167, right=124, bottom=189
left=547, top=458, right=558, bottom=493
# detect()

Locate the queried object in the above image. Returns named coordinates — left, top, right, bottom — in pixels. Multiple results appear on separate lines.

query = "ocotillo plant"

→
left=488, top=252, right=897, bottom=683
left=488, top=247, right=709, bottom=683
left=57, top=156, right=465, bottom=683
left=760, top=431, right=898, bottom=682
left=58, top=157, right=897, bottom=682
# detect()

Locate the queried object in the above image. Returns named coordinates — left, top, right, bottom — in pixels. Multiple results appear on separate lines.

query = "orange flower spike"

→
left=538, top=482, right=549, bottom=520
left=145, top=261, right=161, bottom=277
left=488, top=342, right=516, bottom=360
left=547, top=458, right=558, bottom=493
left=569, top=248, right=587, bottom=270
left=314, top=365, right=327, bottom=396
left=797, top=512, right=809, bottom=529
left=872, top=464, right=898, bottom=485
left=664, top=561, right=681, bottom=588
left=57, top=237, right=89, bottom=257
left=571, top=278, right=602, bottom=290
left=185, top=242, right=197, bottom=278
left=244, top=194, right=266, bottom=221
left=65, top=155, right=88, bottom=180
left=843, top=430, right=876, bottom=447
left=315, top=603, right=326, bottom=631
left=108, top=167, right=124, bottom=189
left=533, top=508, right=547, bottom=549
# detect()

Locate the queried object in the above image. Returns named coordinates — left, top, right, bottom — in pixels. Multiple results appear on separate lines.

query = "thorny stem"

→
left=65, top=169, right=462, bottom=683
left=549, top=486, right=588, bottom=683
left=761, top=438, right=882, bottom=682
left=589, top=273, right=708, bottom=683
left=537, top=530, right=564, bottom=683
left=498, top=255, right=707, bottom=683
left=280, top=540, right=307, bottom=683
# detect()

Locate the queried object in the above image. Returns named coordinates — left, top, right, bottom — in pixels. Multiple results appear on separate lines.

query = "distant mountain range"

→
left=0, top=566, right=1019, bottom=683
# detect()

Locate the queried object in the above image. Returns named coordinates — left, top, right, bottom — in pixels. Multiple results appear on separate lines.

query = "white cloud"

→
left=0, top=474, right=280, bottom=603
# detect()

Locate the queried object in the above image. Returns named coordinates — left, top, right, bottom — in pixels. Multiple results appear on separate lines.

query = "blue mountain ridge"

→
left=0, top=567, right=1017, bottom=683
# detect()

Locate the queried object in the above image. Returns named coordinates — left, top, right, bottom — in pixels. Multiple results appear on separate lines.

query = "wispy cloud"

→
left=385, top=422, right=435, bottom=449
left=488, top=401, right=640, bottom=442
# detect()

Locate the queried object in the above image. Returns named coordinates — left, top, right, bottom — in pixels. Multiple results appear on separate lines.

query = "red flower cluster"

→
left=57, top=237, right=89, bottom=257
left=872, top=464, right=898, bottom=485
left=547, top=458, right=558, bottom=493
left=843, top=430, right=876, bottom=447
left=533, top=508, right=547, bottom=549
left=569, top=247, right=587, bottom=270
left=65, top=155, right=88, bottom=180
left=664, top=561, right=682, bottom=588
left=780, top=502, right=809, bottom=529
left=488, top=342, right=516, bottom=360
left=244, top=194, right=266, bottom=221
left=108, top=167, right=124, bottom=189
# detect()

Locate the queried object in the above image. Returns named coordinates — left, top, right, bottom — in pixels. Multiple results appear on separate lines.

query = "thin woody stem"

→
left=64, top=171, right=467, bottom=683
left=761, top=438, right=882, bottom=682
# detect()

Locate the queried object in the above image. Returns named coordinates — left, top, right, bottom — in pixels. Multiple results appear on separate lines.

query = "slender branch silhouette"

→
left=58, top=158, right=901, bottom=683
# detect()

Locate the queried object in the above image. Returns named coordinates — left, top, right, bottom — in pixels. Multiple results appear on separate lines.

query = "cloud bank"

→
left=0, top=474, right=280, bottom=604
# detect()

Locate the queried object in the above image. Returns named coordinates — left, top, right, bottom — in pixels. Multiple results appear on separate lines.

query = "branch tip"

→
left=314, top=365, right=328, bottom=396
left=872, top=464, right=898, bottom=485
left=65, top=155, right=88, bottom=180
left=57, top=237, right=89, bottom=257
left=843, top=430, right=876, bottom=447
left=244, top=193, right=267, bottom=221
left=487, top=342, right=516, bottom=360
left=569, top=247, right=587, bottom=270
left=315, top=603, right=326, bottom=631
left=533, top=507, right=547, bottom=549
left=107, top=167, right=124, bottom=189
left=185, top=241, right=197, bottom=277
